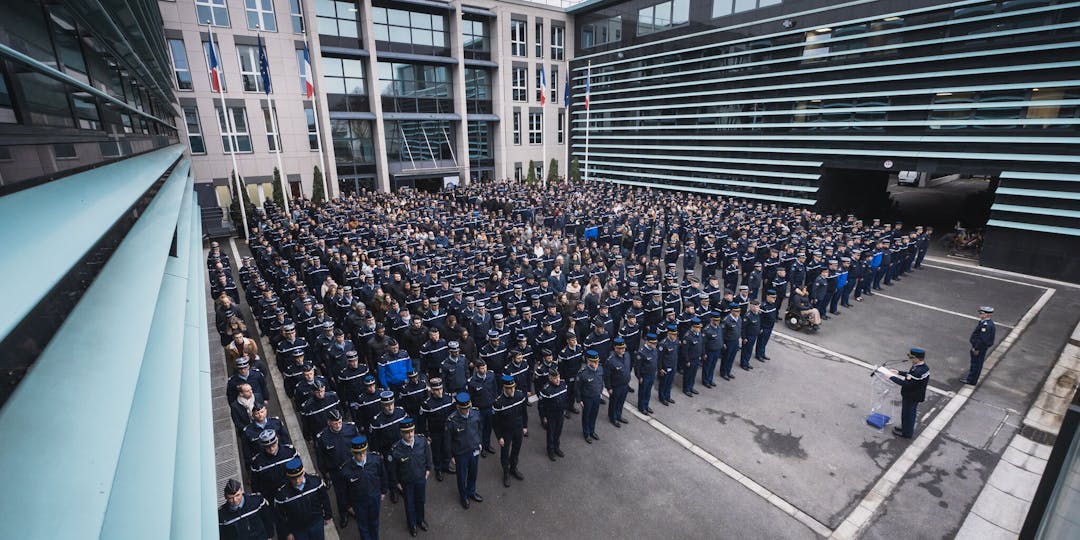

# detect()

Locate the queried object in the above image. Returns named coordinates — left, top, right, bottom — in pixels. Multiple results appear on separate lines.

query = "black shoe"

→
left=511, top=469, right=524, bottom=480
left=554, top=448, right=565, bottom=457
left=436, top=470, right=443, bottom=482
left=646, top=407, right=654, bottom=414
left=390, top=492, right=398, bottom=504
left=503, top=472, right=511, bottom=487
left=549, top=452, right=557, bottom=461
left=667, top=398, right=675, bottom=404
left=461, top=499, right=470, bottom=509
left=747, top=365, right=754, bottom=370
left=756, top=358, right=766, bottom=363
left=584, top=435, right=592, bottom=444
left=600, top=398, right=607, bottom=405
left=338, top=515, right=349, bottom=529
left=684, top=391, right=694, bottom=397
left=591, top=432, right=600, bottom=441
left=821, top=316, right=830, bottom=321
left=660, top=399, right=670, bottom=406
left=691, top=389, right=700, bottom=394
left=627, top=387, right=635, bottom=393
left=727, top=374, right=735, bottom=380
left=740, top=366, right=750, bottom=371
left=618, top=417, right=629, bottom=424
left=611, top=420, right=621, bottom=428
left=419, top=521, right=428, bottom=531
left=761, top=355, right=771, bottom=360
left=720, top=374, right=730, bottom=380
left=640, top=409, right=650, bottom=415
left=564, top=411, right=571, bottom=419
left=470, top=493, right=484, bottom=502
left=410, top=527, right=417, bottom=537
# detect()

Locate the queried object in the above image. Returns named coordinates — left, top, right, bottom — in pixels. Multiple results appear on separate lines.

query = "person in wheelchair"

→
left=786, top=285, right=821, bottom=332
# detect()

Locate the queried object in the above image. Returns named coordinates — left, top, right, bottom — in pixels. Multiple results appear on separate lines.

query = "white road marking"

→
left=871, top=292, right=1015, bottom=328
left=829, top=284, right=1054, bottom=539
left=921, top=260, right=1051, bottom=290
left=772, top=330, right=951, bottom=396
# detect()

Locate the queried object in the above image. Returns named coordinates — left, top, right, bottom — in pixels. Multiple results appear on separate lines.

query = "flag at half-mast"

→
left=302, top=46, right=315, bottom=98
left=563, top=80, right=569, bottom=106
left=207, top=34, right=222, bottom=93
left=584, top=67, right=590, bottom=110
left=257, top=34, right=272, bottom=94
left=539, top=65, right=547, bottom=105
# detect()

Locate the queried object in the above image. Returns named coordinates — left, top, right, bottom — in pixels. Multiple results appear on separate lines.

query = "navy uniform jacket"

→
left=538, top=381, right=570, bottom=417
left=399, top=377, right=429, bottom=418
left=657, top=337, right=679, bottom=373
left=250, top=445, right=298, bottom=497
left=584, top=331, right=612, bottom=363
left=493, top=389, right=529, bottom=436
left=369, top=408, right=407, bottom=455
left=760, top=301, right=778, bottom=329
left=339, top=453, right=388, bottom=503
left=420, top=393, right=454, bottom=435
left=722, top=315, right=742, bottom=343
left=445, top=408, right=483, bottom=456
left=890, top=363, right=930, bottom=403
left=351, top=388, right=382, bottom=431
left=633, top=345, right=659, bottom=379
left=812, top=276, right=829, bottom=302
left=466, top=372, right=498, bottom=409
left=742, top=311, right=762, bottom=338
left=680, top=330, right=705, bottom=363
left=315, top=423, right=359, bottom=475
left=479, top=342, right=508, bottom=374
left=604, top=351, right=633, bottom=389
left=337, top=365, right=369, bottom=404
left=219, top=493, right=276, bottom=540
left=703, top=324, right=723, bottom=352
left=970, top=319, right=996, bottom=351
left=420, top=339, right=449, bottom=375
left=440, top=354, right=469, bottom=391
left=558, top=345, right=584, bottom=380
left=575, top=364, right=605, bottom=399
left=242, top=418, right=292, bottom=457
left=300, top=392, right=341, bottom=438
left=388, top=435, right=433, bottom=485
left=273, top=474, right=333, bottom=532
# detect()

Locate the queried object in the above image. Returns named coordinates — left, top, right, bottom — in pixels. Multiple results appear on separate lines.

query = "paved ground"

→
left=212, top=238, right=1079, bottom=539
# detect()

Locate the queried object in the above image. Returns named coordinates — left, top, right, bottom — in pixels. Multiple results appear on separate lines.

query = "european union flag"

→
left=257, top=34, right=272, bottom=95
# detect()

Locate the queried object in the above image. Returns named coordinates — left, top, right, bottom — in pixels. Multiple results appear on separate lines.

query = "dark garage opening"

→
left=814, top=168, right=892, bottom=220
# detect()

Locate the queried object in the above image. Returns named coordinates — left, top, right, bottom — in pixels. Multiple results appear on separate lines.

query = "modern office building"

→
left=0, top=0, right=216, bottom=538
left=566, top=0, right=1080, bottom=281
left=162, top=0, right=572, bottom=199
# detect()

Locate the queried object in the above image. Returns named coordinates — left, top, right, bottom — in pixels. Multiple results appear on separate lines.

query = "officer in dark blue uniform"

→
left=680, top=318, right=704, bottom=397
left=465, top=360, right=497, bottom=455
left=368, top=391, right=406, bottom=501
left=604, top=338, right=632, bottom=427
left=300, top=380, right=341, bottom=441
left=740, top=300, right=762, bottom=371
left=314, top=409, right=358, bottom=528
left=575, top=350, right=604, bottom=443
left=889, top=348, right=930, bottom=439
left=350, top=375, right=381, bottom=434
left=388, top=418, right=432, bottom=536
left=219, top=478, right=276, bottom=540
left=420, top=378, right=454, bottom=481
left=965, top=306, right=997, bottom=385
left=446, top=392, right=484, bottom=509
left=701, top=313, right=723, bottom=388
left=656, top=325, right=679, bottom=405
left=493, top=374, right=529, bottom=487
left=720, top=304, right=742, bottom=381
left=440, top=341, right=468, bottom=394
left=539, top=369, right=569, bottom=460
left=399, top=369, right=429, bottom=421
left=273, top=457, right=333, bottom=540
left=249, top=429, right=298, bottom=499
left=339, top=435, right=387, bottom=540
left=756, top=291, right=778, bottom=361
left=241, top=402, right=292, bottom=461
left=634, top=333, right=659, bottom=414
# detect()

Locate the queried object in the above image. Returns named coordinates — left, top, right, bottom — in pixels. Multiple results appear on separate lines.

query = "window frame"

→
left=290, top=0, right=305, bottom=33
left=305, top=107, right=320, bottom=150
left=168, top=38, right=194, bottom=91
left=557, top=109, right=565, bottom=144
left=512, top=111, right=521, bottom=145
left=551, top=25, right=564, bottom=60
left=551, top=65, right=558, bottom=103
left=263, top=104, right=281, bottom=152
left=183, top=105, right=206, bottom=154
left=510, top=19, right=527, bottom=57
left=511, top=66, right=527, bottom=102
left=202, top=41, right=226, bottom=92
left=245, top=0, right=277, bottom=31
left=528, top=111, right=542, bottom=145
left=535, top=21, right=544, bottom=58
left=236, top=45, right=266, bottom=93
left=196, top=0, right=230, bottom=27
left=217, top=105, right=253, bottom=153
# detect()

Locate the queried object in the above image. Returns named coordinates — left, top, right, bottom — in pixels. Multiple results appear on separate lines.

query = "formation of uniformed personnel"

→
left=633, top=333, right=659, bottom=414
left=273, top=457, right=333, bottom=540
left=249, top=429, right=297, bottom=499
left=680, top=318, right=704, bottom=397
left=387, top=418, right=432, bottom=536
left=965, top=306, right=997, bottom=385
left=218, top=479, right=276, bottom=540
left=889, top=348, right=931, bottom=439
left=604, top=338, right=632, bottom=427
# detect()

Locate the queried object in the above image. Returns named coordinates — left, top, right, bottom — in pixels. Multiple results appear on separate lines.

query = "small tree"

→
left=525, top=160, right=537, bottom=185
left=271, top=166, right=286, bottom=208
left=546, top=158, right=559, bottom=184
left=228, top=170, right=254, bottom=231
left=569, top=158, right=582, bottom=183
left=312, top=165, right=326, bottom=204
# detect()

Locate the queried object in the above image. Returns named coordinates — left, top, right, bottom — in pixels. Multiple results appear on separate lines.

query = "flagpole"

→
left=584, top=60, right=591, bottom=184
left=541, top=66, right=547, bottom=187
left=209, top=24, right=249, bottom=241
left=301, top=35, right=330, bottom=200
left=258, top=27, right=290, bottom=214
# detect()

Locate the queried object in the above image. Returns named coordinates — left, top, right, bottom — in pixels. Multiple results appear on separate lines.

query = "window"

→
left=557, top=110, right=565, bottom=143
left=514, top=163, right=522, bottom=182
left=290, top=0, right=305, bottom=33
left=377, top=62, right=451, bottom=98
left=372, top=8, right=448, bottom=48
left=323, top=57, right=366, bottom=94
left=512, top=67, right=527, bottom=102
left=551, top=26, right=564, bottom=60
left=236, top=45, right=265, bottom=92
left=464, top=68, right=491, bottom=100
left=305, top=107, right=320, bottom=149
left=245, top=0, right=276, bottom=31
left=535, top=161, right=543, bottom=179
left=713, top=0, right=781, bottom=18
left=535, top=22, right=543, bottom=58
left=316, top=0, right=359, bottom=38
left=580, top=16, right=621, bottom=48
left=535, top=65, right=544, bottom=102
left=528, top=111, right=542, bottom=144
left=296, top=49, right=309, bottom=94
left=510, top=20, right=527, bottom=57
left=802, top=29, right=830, bottom=58
left=512, top=111, right=521, bottom=145
left=331, top=119, right=374, bottom=163
left=217, top=105, right=252, bottom=153
left=462, top=19, right=489, bottom=52
left=54, top=143, right=78, bottom=159
left=0, top=71, right=15, bottom=123
left=196, top=0, right=230, bottom=27
left=263, top=104, right=281, bottom=151
left=468, top=120, right=491, bottom=159
left=551, top=66, right=558, bottom=103
left=202, top=41, right=226, bottom=91
left=168, top=39, right=193, bottom=90
left=72, top=93, right=101, bottom=130
left=384, top=119, right=456, bottom=162
left=638, top=0, right=689, bottom=35
left=184, top=105, right=206, bottom=154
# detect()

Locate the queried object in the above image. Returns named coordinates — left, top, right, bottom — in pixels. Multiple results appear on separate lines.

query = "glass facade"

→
left=332, top=118, right=375, bottom=177
left=378, top=62, right=453, bottom=113
left=462, top=17, right=490, bottom=60
left=372, top=7, right=450, bottom=55
left=384, top=119, right=456, bottom=162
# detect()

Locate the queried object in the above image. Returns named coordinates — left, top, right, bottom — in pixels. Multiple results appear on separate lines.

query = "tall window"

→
left=535, top=22, right=543, bottom=58
left=203, top=41, right=226, bottom=91
left=168, top=39, right=193, bottom=91
left=262, top=105, right=281, bottom=151
left=196, top=0, right=230, bottom=27
left=557, top=110, right=565, bottom=144
left=236, top=45, right=266, bottom=92
left=462, top=19, right=489, bottom=52
left=580, top=16, right=621, bottom=48
left=295, top=49, right=309, bottom=94
left=246, top=0, right=277, bottom=31
left=512, top=67, right=527, bottom=102
left=372, top=8, right=448, bottom=48
left=713, top=0, right=781, bottom=18
left=510, top=20, right=527, bottom=57
left=217, top=105, right=252, bottom=153
left=184, top=105, right=205, bottom=154
left=528, top=111, right=542, bottom=144
left=464, top=68, right=491, bottom=99
left=638, top=0, right=689, bottom=36
left=305, top=107, right=320, bottom=150
left=551, top=26, right=564, bottom=60
left=551, top=66, right=558, bottom=103
left=512, top=111, right=521, bottom=145
left=316, top=0, right=359, bottom=38
left=323, top=57, right=366, bottom=94
left=377, top=62, right=451, bottom=98
left=331, top=119, right=374, bottom=163
left=290, top=0, right=305, bottom=33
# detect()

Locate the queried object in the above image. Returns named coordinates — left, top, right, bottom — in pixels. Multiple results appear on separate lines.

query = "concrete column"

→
left=448, top=2, right=471, bottom=185
left=490, top=8, right=508, bottom=181
left=361, top=0, right=391, bottom=192
left=304, top=14, right=339, bottom=198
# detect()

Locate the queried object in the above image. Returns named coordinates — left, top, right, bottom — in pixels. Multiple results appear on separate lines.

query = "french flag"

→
left=584, top=68, right=590, bottom=110
left=302, top=46, right=315, bottom=98
left=539, top=64, right=546, bottom=105
left=207, top=36, right=222, bottom=93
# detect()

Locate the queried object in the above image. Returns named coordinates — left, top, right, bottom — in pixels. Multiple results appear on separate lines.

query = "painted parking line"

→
left=871, top=292, right=1015, bottom=329
left=772, top=330, right=951, bottom=397
left=920, top=259, right=1053, bottom=291
left=829, top=283, right=1054, bottom=539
